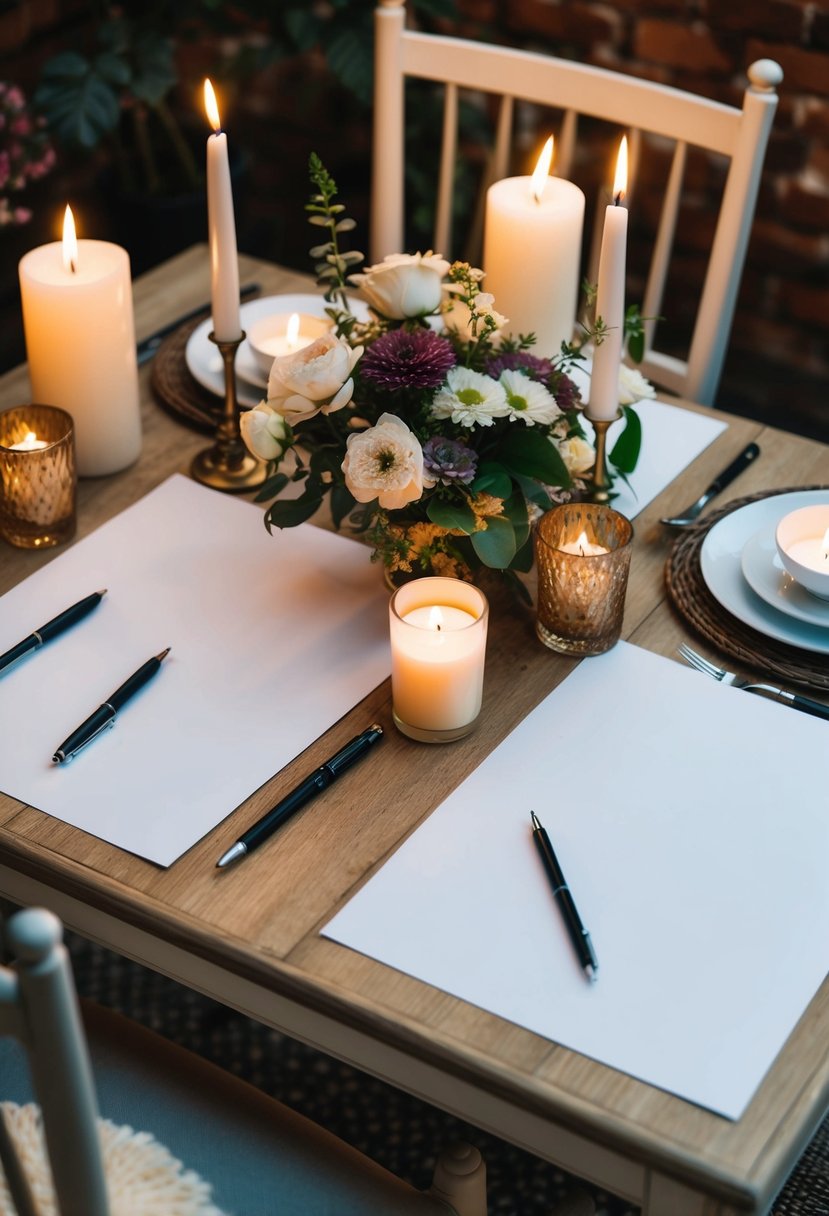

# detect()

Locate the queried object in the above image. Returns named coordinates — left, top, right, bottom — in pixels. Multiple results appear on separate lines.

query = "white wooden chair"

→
left=0, top=907, right=488, bottom=1216
left=371, top=0, right=782, bottom=405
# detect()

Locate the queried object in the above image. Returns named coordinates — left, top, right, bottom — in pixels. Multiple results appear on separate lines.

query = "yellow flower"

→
left=470, top=493, right=505, bottom=529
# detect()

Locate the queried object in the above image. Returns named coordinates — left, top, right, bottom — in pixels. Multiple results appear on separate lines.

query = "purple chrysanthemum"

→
left=484, top=350, right=555, bottom=383
left=360, top=328, right=457, bottom=389
left=422, top=436, right=478, bottom=486
left=551, top=371, right=581, bottom=412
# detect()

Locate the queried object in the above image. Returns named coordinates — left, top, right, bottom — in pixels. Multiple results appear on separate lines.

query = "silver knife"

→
left=136, top=282, right=261, bottom=365
left=661, top=442, right=760, bottom=527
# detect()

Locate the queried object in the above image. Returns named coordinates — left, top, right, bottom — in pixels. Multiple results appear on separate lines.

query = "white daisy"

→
left=431, top=367, right=507, bottom=428
left=499, top=369, right=561, bottom=426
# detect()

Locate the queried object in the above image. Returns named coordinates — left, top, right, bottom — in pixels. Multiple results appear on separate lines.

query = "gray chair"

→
left=0, top=907, right=482, bottom=1216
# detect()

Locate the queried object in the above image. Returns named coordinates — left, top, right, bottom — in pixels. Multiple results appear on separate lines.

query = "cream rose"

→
left=443, top=291, right=508, bottom=340
left=240, top=403, right=292, bottom=463
left=556, top=435, right=595, bottom=477
left=350, top=252, right=450, bottom=319
left=266, top=332, right=363, bottom=425
left=618, top=364, right=656, bottom=406
left=342, top=413, right=426, bottom=509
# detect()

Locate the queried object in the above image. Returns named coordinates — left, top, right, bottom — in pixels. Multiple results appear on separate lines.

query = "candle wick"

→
left=69, top=258, right=77, bottom=274
left=613, top=191, right=624, bottom=207
left=436, top=623, right=442, bottom=632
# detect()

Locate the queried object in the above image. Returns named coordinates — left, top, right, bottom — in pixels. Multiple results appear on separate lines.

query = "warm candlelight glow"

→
left=8, top=429, right=48, bottom=452
left=428, top=606, right=443, bottom=631
left=613, top=136, right=628, bottom=204
left=62, top=205, right=77, bottom=274
left=204, top=78, right=221, bottom=132
left=530, top=136, right=554, bottom=204
left=286, top=312, right=300, bottom=348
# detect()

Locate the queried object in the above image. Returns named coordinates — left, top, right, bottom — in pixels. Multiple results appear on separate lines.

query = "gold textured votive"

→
left=0, top=404, right=77, bottom=548
left=534, top=503, right=633, bottom=655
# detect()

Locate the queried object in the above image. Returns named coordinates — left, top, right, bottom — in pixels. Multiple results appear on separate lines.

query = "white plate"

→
left=741, top=524, right=829, bottom=629
left=700, top=490, right=829, bottom=655
left=185, top=293, right=369, bottom=407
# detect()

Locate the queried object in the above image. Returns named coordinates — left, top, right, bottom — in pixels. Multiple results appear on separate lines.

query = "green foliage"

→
left=427, top=498, right=477, bottom=535
left=499, top=428, right=572, bottom=488
left=609, top=406, right=642, bottom=475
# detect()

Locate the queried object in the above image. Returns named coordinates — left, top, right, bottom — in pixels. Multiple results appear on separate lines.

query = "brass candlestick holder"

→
left=190, top=331, right=266, bottom=493
left=586, top=410, right=622, bottom=505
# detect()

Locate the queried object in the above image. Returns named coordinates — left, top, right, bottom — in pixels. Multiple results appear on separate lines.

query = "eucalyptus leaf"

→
left=609, top=406, right=642, bottom=475
left=309, top=243, right=333, bottom=258
left=500, top=428, right=571, bottom=488
left=471, top=461, right=513, bottom=500
left=330, top=482, right=357, bottom=530
left=427, top=498, right=477, bottom=534
left=253, top=472, right=289, bottom=503
left=335, top=218, right=357, bottom=232
left=502, top=492, right=531, bottom=553
left=265, top=493, right=323, bottom=532
left=470, top=515, right=516, bottom=569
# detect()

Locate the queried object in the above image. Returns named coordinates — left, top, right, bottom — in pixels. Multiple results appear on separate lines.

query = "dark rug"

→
left=65, top=932, right=828, bottom=1216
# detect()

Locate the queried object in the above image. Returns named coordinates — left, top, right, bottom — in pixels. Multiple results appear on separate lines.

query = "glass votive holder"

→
left=0, top=404, right=77, bottom=549
left=389, top=577, right=489, bottom=743
left=534, top=503, right=633, bottom=656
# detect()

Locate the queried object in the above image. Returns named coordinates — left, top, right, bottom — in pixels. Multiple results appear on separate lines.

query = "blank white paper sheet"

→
left=324, top=642, right=829, bottom=1119
left=583, top=396, right=727, bottom=520
left=0, top=475, right=390, bottom=866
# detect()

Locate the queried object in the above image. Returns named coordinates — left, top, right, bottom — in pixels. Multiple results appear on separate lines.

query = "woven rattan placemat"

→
left=150, top=315, right=225, bottom=434
left=665, top=486, right=829, bottom=693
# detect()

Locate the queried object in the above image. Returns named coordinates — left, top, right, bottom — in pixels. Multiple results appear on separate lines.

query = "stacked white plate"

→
left=699, top=489, right=829, bottom=655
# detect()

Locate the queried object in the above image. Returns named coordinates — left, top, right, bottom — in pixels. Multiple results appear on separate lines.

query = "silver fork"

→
left=677, top=643, right=829, bottom=720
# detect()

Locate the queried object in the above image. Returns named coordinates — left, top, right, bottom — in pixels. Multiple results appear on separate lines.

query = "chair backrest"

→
left=371, top=0, right=782, bottom=405
left=0, top=908, right=108, bottom=1216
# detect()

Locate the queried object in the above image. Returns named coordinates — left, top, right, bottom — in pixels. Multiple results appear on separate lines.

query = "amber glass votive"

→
left=0, top=405, right=76, bottom=549
left=534, top=503, right=633, bottom=655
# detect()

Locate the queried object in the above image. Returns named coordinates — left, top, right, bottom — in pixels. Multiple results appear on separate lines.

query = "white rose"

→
left=267, top=332, right=363, bottom=425
left=556, top=435, right=595, bottom=477
left=240, top=402, right=292, bottom=463
left=618, top=364, right=656, bottom=406
left=342, top=412, right=425, bottom=509
left=350, top=252, right=450, bottom=319
left=443, top=291, right=508, bottom=340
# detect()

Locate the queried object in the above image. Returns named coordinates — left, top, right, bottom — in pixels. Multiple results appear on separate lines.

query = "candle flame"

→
left=428, top=606, right=444, bottom=632
left=62, top=204, right=77, bottom=273
left=204, top=78, right=221, bottom=132
left=286, top=312, right=300, bottom=347
left=613, top=136, right=628, bottom=204
left=575, top=529, right=590, bottom=556
left=531, top=136, right=554, bottom=204
left=23, top=431, right=37, bottom=447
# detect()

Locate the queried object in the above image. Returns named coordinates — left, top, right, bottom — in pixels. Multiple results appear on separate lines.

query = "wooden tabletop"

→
left=0, top=246, right=827, bottom=1216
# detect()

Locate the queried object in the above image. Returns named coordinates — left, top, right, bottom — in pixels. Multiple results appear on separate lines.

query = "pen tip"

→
left=97, top=589, right=107, bottom=596
left=530, top=811, right=540, bottom=830
left=157, top=647, right=171, bottom=661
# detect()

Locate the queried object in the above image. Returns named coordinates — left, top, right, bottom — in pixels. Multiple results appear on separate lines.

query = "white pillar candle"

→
left=204, top=79, right=242, bottom=343
left=588, top=137, right=629, bottom=422
left=18, top=206, right=142, bottom=477
left=483, top=137, right=585, bottom=357
left=389, top=578, right=489, bottom=743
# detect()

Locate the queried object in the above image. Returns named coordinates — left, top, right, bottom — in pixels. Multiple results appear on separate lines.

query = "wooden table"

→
left=1, top=246, right=827, bottom=1216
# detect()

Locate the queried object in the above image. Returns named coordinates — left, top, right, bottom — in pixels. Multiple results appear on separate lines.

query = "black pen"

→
left=217, top=724, right=384, bottom=869
left=530, top=811, right=598, bottom=982
left=52, top=648, right=171, bottom=763
left=0, top=590, right=107, bottom=676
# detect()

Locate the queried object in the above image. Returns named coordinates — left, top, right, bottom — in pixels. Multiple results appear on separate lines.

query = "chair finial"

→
left=748, top=59, right=783, bottom=92
left=6, top=908, right=62, bottom=963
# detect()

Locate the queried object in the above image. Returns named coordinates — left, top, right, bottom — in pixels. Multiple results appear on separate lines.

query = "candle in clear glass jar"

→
left=389, top=578, right=489, bottom=743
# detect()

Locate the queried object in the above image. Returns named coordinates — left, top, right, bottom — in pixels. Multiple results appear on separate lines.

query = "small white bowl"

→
left=775, top=505, right=829, bottom=601
left=247, top=312, right=331, bottom=376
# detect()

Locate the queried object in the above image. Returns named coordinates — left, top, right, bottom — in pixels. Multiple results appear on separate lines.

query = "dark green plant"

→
left=35, top=6, right=205, bottom=194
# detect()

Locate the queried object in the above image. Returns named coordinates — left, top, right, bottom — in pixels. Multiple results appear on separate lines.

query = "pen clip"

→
left=57, top=714, right=116, bottom=763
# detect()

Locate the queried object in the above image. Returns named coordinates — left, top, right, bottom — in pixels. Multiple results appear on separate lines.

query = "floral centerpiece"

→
left=241, top=156, right=649, bottom=593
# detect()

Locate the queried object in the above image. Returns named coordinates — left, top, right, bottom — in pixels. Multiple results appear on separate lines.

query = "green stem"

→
left=132, top=105, right=160, bottom=194
left=154, top=97, right=201, bottom=190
